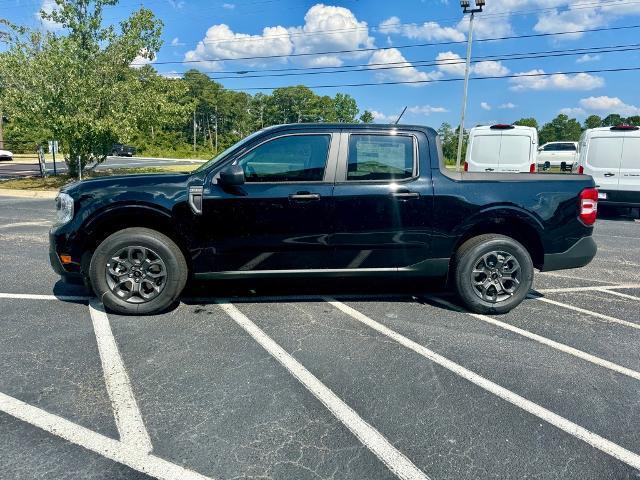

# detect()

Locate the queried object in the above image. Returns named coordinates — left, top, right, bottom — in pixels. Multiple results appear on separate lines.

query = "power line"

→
left=187, top=43, right=640, bottom=80
left=227, top=65, right=640, bottom=90
left=137, top=23, right=640, bottom=66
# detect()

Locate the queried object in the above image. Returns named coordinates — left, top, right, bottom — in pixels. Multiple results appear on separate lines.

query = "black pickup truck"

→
left=50, top=124, right=598, bottom=315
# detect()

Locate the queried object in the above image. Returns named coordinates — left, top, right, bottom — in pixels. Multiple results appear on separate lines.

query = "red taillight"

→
left=529, top=163, right=536, bottom=173
left=579, top=188, right=598, bottom=225
left=578, top=165, right=584, bottom=174
left=463, top=161, right=469, bottom=172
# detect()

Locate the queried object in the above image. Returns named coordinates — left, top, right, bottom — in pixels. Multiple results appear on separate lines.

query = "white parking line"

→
left=0, top=221, right=52, bottom=229
left=535, top=284, right=640, bottom=294
left=326, top=299, right=640, bottom=471
left=217, top=301, right=430, bottom=480
left=527, top=295, right=640, bottom=331
left=0, top=292, right=90, bottom=301
left=89, top=300, right=152, bottom=452
left=603, top=290, right=640, bottom=302
left=0, top=392, right=213, bottom=480
left=425, top=296, right=640, bottom=382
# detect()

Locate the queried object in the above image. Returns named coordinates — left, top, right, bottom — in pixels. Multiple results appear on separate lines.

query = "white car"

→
left=465, top=124, right=538, bottom=173
left=573, top=125, right=640, bottom=210
left=537, top=142, right=578, bottom=169
left=0, top=149, right=13, bottom=161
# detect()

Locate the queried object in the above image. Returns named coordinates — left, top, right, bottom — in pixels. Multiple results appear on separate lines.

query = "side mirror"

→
left=537, top=147, right=543, bottom=152
left=543, top=161, right=551, bottom=171
left=218, top=164, right=245, bottom=186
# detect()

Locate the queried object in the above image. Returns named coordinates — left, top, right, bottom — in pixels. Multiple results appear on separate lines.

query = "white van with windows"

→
left=465, top=124, right=538, bottom=173
left=574, top=125, right=640, bottom=209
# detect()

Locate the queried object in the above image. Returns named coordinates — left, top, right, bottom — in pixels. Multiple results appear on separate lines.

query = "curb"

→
left=0, top=188, right=58, bottom=199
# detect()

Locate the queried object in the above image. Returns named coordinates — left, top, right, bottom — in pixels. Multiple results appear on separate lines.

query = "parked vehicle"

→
left=537, top=142, right=578, bottom=170
left=50, top=124, right=598, bottom=316
left=0, top=149, right=13, bottom=161
left=111, top=143, right=136, bottom=157
left=573, top=125, right=640, bottom=209
left=465, top=124, right=538, bottom=173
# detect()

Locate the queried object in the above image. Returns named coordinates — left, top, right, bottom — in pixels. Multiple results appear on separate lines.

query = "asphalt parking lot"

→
left=1, top=195, right=639, bottom=480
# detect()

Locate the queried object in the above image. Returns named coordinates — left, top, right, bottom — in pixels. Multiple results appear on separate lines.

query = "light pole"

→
left=456, top=0, right=485, bottom=172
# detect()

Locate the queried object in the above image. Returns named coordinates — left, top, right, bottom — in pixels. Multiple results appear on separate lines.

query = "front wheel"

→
left=89, top=228, right=188, bottom=315
left=452, top=234, right=533, bottom=315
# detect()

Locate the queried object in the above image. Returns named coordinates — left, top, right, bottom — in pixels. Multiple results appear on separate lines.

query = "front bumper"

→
left=49, top=227, right=83, bottom=281
left=541, top=236, right=597, bottom=272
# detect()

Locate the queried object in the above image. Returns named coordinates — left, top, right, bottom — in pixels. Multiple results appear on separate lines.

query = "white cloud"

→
left=499, top=102, right=516, bottom=109
left=170, top=37, right=184, bottom=47
left=579, top=96, right=640, bottom=116
left=435, top=52, right=508, bottom=77
left=369, top=48, right=442, bottom=86
left=481, top=102, right=492, bottom=111
left=510, top=69, right=604, bottom=91
left=288, top=4, right=374, bottom=67
left=370, top=105, right=448, bottom=123
left=131, top=49, right=155, bottom=69
left=379, top=16, right=465, bottom=42
left=222, top=3, right=235, bottom=9
left=559, top=107, right=586, bottom=117
left=474, top=60, right=509, bottom=77
left=184, top=24, right=293, bottom=70
left=576, top=54, right=601, bottom=63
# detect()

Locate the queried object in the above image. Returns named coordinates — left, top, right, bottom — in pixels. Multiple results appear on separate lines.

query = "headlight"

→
left=55, top=193, right=74, bottom=225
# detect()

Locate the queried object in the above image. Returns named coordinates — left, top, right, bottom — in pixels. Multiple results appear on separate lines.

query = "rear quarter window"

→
left=587, top=137, right=623, bottom=169
left=347, top=134, right=415, bottom=181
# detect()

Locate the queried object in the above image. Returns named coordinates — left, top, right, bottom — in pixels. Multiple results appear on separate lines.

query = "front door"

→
left=330, top=131, right=433, bottom=270
left=194, top=132, right=337, bottom=274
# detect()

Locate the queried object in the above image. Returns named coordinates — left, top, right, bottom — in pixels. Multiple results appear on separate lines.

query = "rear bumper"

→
left=541, top=236, right=597, bottom=272
left=599, top=190, right=640, bottom=208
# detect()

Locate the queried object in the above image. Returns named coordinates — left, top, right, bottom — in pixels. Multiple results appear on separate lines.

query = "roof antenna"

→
left=394, top=106, right=407, bottom=125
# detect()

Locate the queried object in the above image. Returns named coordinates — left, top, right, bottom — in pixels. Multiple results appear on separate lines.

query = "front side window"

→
left=347, top=134, right=415, bottom=181
left=237, top=134, right=330, bottom=182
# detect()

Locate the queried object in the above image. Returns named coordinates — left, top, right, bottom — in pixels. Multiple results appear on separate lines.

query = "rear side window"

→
left=237, top=134, right=330, bottom=182
left=621, top=137, right=640, bottom=169
left=470, top=135, right=501, bottom=165
left=347, top=135, right=414, bottom=181
left=543, top=143, right=576, bottom=151
left=587, top=137, right=623, bottom=169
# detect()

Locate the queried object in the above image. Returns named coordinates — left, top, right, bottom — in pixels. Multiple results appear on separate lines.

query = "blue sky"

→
left=11, top=0, right=640, bottom=126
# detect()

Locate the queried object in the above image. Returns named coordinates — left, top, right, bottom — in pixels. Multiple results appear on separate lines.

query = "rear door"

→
left=468, top=134, right=501, bottom=172
left=498, top=134, right=532, bottom=172
left=329, top=131, right=432, bottom=270
left=620, top=136, right=640, bottom=193
left=585, top=137, right=623, bottom=191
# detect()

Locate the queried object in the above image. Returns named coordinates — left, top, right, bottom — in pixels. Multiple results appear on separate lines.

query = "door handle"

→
left=485, top=168, right=495, bottom=172
left=289, top=193, right=321, bottom=202
left=391, top=191, right=420, bottom=199
left=604, top=173, right=615, bottom=177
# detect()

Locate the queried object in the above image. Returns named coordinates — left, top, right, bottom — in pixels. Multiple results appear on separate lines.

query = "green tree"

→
left=602, top=114, right=623, bottom=127
left=583, top=115, right=602, bottom=129
left=539, top=114, right=582, bottom=144
left=514, top=117, right=539, bottom=129
left=0, top=0, right=188, bottom=176
left=360, top=110, right=375, bottom=123
left=626, top=115, right=640, bottom=126
left=333, top=93, right=359, bottom=123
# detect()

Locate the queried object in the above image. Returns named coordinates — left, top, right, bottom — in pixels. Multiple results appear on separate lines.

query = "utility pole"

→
left=456, top=0, right=485, bottom=172
left=192, top=110, right=196, bottom=152
left=0, top=109, right=4, bottom=150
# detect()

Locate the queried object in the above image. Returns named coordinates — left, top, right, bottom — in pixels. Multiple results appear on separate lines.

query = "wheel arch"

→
left=451, top=208, right=545, bottom=270
left=80, top=204, right=191, bottom=273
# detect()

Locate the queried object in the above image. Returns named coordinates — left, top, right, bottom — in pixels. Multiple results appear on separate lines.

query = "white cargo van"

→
left=465, top=124, right=538, bottom=173
left=574, top=125, right=640, bottom=208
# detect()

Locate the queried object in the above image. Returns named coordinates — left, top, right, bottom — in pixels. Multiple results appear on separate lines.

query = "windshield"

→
left=194, top=129, right=265, bottom=173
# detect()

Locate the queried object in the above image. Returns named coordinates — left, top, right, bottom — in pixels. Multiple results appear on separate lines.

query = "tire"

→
left=89, top=228, right=188, bottom=315
left=452, top=234, right=533, bottom=315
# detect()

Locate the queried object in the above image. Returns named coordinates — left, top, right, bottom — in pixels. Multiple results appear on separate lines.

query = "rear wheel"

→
left=452, top=234, right=533, bottom=314
left=89, top=228, right=188, bottom=315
